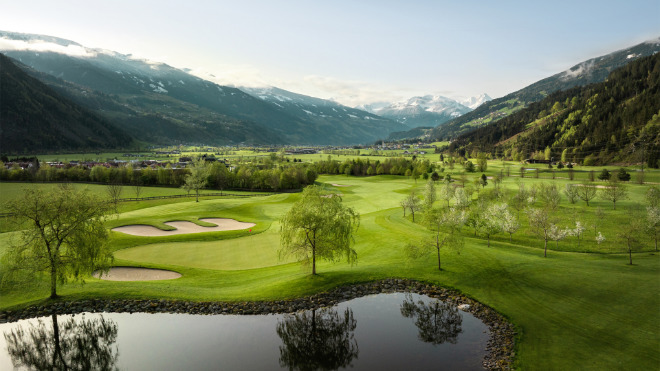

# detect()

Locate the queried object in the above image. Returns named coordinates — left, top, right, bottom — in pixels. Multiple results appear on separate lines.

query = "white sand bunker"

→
left=331, top=183, right=350, bottom=187
left=112, top=218, right=256, bottom=237
left=94, top=267, right=181, bottom=281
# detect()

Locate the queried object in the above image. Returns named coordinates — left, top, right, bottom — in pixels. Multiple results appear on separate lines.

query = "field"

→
left=1, top=165, right=659, bottom=370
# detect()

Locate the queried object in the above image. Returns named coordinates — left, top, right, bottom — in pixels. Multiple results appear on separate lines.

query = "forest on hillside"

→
left=448, top=53, right=660, bottom=166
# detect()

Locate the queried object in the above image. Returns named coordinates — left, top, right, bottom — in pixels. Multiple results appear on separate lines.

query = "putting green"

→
left=114, top=222, right=296, bottom=270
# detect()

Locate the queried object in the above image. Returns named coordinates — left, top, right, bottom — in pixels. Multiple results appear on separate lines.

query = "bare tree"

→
left=564, top=184, right=579, bottom=204
left=133, top=176, right=144, bottom=199
left=526, top=207, right=553, bottom=257
left=617, top=218, right=642, bottom=265
left=403, top=191, right=422, bottom=222
left=646, top=206, right=660, bottom=252
left=539, top=183, right=561, bottom=211
left=577, top=182, right=598, bottom=206
left=600, top=179, right=628, bottom=210
left=106, top=181, right=122, bottom=211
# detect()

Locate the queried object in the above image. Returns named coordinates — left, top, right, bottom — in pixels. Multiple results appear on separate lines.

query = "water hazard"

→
left=0, top=293, right=489, bottom=370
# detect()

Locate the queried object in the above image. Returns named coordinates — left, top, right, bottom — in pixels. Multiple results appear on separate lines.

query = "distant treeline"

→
left=311, top=157, right=436, bottom=177
left=0, top=162, right=318, bottom=191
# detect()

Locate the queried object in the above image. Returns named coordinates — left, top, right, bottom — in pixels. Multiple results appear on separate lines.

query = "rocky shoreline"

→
left=0, top=279, right=515, bottom=370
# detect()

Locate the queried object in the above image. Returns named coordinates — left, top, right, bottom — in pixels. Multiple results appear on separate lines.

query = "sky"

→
left=1, top=0, right=659, bottom=106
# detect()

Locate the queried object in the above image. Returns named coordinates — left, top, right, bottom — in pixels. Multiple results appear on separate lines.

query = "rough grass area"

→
left=1, top=172, right=659, bottom=370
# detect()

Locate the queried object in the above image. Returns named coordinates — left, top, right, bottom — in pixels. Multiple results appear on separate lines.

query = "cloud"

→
left=0, top=38, right=98, bottom=58
left=561, top=59, right=595, bottom=81
left=186, top=64, right=270, bottom=88
left=302, top=75, right=414, bottom=107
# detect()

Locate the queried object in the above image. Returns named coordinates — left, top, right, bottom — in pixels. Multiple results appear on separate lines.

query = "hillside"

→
left=449, top=52, right=660, bottom=166
left=424, top=38, right=660, bottom=141
left=0, top=54, right=134, bottom=153
left=1, top=31, right=404, bottom=146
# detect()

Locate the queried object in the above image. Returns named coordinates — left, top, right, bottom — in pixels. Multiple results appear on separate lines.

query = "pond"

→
left=0, top=293, right=489, bottom=370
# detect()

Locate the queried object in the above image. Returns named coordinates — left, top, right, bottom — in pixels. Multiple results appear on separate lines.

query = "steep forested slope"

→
left=449, top=53, right=660, bottom=166
left=0, top=54, right=134, bottom=153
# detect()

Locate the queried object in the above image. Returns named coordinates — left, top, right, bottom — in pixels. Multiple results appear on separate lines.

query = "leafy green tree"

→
left=617, top=168, right=631, bottom=182
left=2, top=186, right=112, bottom=298
left=182, top=157, right=209, bottom=202
left=476, top=152, right=488, bottom=172
left=464, top=161, right=475, bottom=172
left=280, top=186, right=359, bottom=275
left=479, top=173, right=488, bottom=188
left=539, top=183, right=561, bottom=211
left=598, top=169, right=611, bottom=181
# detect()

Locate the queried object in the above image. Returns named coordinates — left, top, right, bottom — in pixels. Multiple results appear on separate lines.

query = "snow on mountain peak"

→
left=460, top=93, right=492, bottom=109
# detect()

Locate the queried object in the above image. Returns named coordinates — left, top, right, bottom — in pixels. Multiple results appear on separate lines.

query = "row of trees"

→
left=0, top=160, right=318, bottom=192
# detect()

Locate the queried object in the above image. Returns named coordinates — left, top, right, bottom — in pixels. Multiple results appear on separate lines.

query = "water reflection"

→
left=400, top=293, right=463, bottom=345
left=276, top=308, right=359, bottom=370
left=4, top=313, right=119, bottom=370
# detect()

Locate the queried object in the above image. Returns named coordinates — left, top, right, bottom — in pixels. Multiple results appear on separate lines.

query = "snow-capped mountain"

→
left=460, top=93, right=492, bottom=110
left=360, top=95, right=473, bottom=128
left=240, top=86, right=407, bottom=142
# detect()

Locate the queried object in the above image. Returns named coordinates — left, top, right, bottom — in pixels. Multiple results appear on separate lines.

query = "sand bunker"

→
left=94, top=267, right=181, bottom=281
left=112, top=218, right=256, bottom=237
left=331, top=183, right=350, bottom=187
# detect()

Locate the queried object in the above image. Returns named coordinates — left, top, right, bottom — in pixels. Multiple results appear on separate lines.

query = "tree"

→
left=479, top=203, right=506, bottom=247
left=598, top=169, right=611, bottom=181
left=479, top=173, right=488, bottom=188
left=600, top=180, right=628, bottom=210
left=577, top=182, right=598, bottom=206
left=617, top=168, right=631, bottom=182
left=3, top=186, right=112, bottom=298
left=618, top=218, right=642, bottom=265
left=276, top=308, right=358, bottom=370
left=646, top=206, right=660, bottom=252
left=133, top=175, right=143, bottom=199
left=438, top=181, right=455, bottom=207
left=570, top=221, right=586, bottom=248
left=407, top=207, right=465, bottom=270
left=646, top=186, right=660, bottom=208
left=526, top=207, right=553, bottom=257
left=106, top=181, right=122, bottom=211
left=564, top=184, right=579, bottom=204
left=501, top=206, right=520, bottom=242
left=280, top=186, right=359, bottom=275
left=182, top=157, right=209, bottom=202
left=403, top=191, right=422, bottom=222
left=463, top=161, right=475, bottom=172
left=539, top=183, right=561, bottom=211
left=452, top=187, right=471, bottom=210
left=423, top=178, right=436, bottom=210
left=548, top=224, right=568, bottom=249
left=476, top=152, right=488, bottom=172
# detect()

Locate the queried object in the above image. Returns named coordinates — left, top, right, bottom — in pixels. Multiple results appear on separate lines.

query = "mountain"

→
left=361, top=95, right=473, bottom=129
left=0, top=53, right=134, bottom=153
left=449, top=52, right=660, bottom=166
left=0, top=31, right=404, bottom=146
left=239, top=86, right=407, bottom=144
left=460, top=93, right=492, bottom=110
left=427, top=38, right=660, bottom=141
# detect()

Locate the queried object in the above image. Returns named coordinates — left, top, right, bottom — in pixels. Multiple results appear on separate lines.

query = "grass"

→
left=1, top=170, right=659, bottom=370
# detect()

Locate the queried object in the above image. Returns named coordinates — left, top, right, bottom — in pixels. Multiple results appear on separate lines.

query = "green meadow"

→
left=1, top=168, right=659, bottom=370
